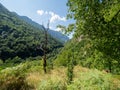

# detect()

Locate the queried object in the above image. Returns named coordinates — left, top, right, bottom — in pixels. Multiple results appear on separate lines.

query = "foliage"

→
left=66, top=0, right=120, bottom=72
left=55, top=38, right=91, bottom=66
left=55, top=36, right=120, bottom=74
left=55, top=0, right=120, bottom=73
left=67, top=69, right=120, bottom=90
left=0, top=60, right=67, bottom=90
left=0, top=60, right=43, bottom=90
left=0, top=61, right=120, bottom=90
left=54, top=39, right=78, bottom=66
left=0, top=64, right=28, bottom=90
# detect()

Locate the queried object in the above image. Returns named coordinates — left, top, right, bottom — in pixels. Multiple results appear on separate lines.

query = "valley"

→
left=0, top=0, right=120, bottom=90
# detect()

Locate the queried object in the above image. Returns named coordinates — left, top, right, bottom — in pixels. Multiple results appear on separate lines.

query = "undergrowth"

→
left=0, top=61, right=120, bottom=90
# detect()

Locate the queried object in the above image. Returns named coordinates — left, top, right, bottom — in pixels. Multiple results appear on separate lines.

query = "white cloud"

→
left=55, top=27, right=62, bottom=31
left=37, top=10, right=66, bottom=23
left=37, top=10, right=44, bottom=15
left=49, top=12, right=66, bottom=23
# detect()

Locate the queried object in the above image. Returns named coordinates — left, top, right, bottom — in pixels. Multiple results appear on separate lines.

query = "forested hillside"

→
left=0, top=3, right=63, bottom=62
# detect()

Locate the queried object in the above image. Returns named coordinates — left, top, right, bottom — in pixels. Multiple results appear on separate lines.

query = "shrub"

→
left=67, top=69, right=120, bottom=90
left=0, top=60, right=43, bottom=90
left=0, top=64, right=29, bottom=90
left=0, top=75, right=29, bottom=90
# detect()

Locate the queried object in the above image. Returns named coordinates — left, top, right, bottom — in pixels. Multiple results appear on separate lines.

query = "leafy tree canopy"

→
left=66, top=0, right=120, bottom=60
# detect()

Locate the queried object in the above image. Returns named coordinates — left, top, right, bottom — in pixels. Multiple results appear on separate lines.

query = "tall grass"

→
left=26, top=67, right=67, bottom=90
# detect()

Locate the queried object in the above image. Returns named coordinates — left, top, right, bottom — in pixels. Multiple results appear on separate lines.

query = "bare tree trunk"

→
left=43, top=30, right=47, bottom=73
left=42, top=21, right=49, bottom=73
left=108, top=60, right=112, bottom=73
left=43, top=49, right=47, bottom=73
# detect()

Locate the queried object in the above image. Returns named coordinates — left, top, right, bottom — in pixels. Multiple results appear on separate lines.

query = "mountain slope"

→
left=0, top=3, right=63, bottom=62
left=47, top=29, right=69, bottom=43
left=19, top=16, right=69, bottom=42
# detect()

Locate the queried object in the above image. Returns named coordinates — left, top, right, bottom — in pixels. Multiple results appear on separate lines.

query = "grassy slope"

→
left=0, top=60, right=120, bottom=90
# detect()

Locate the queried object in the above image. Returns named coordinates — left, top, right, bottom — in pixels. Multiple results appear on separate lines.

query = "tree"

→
left=66, top=0, right=120, bottom=72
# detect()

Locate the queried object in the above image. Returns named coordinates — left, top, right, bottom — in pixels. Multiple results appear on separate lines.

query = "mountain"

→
left=47, top=29, right=69, bottom=43
left=0, top=3, right=63, bottom=62
left=19, top=16, right=69, bottom=43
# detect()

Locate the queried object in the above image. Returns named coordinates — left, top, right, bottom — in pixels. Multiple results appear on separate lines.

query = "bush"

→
left=0, top=75, right=29, bottom=90
left=0, top=64, right=29, bottom=90
left=67, top=69, right=120, bottom=90
left=0, top=60, right=43, bottom=90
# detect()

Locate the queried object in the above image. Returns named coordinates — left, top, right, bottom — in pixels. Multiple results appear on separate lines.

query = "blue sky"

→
left=0, top=0, right=74, bottom=32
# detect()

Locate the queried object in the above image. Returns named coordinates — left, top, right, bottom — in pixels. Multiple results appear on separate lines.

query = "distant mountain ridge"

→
left=19, top=16, right=69, bottom=43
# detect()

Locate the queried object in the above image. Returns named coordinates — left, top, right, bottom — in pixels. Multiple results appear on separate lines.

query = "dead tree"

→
left=40, top=21, right=49, bottom=73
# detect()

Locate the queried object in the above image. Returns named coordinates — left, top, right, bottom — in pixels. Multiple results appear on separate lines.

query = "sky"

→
left=0, top=0, right=74, bottom=33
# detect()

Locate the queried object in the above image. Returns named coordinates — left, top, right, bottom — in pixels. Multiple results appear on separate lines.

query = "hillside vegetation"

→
left=0, top=3, right=63, bottom=62
left=0, top=60, right=120, bottom=90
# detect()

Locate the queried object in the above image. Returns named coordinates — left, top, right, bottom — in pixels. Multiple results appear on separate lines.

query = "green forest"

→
left=0, top=0, right=120, bottom=90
